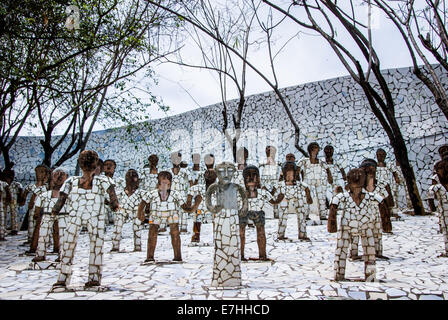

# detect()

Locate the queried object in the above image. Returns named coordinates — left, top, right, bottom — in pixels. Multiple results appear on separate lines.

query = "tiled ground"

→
left=0, top=211, right=447, bottom=300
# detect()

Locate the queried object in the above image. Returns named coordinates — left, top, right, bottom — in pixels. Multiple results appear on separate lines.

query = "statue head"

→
left=285, top=153, right=296, bottom=162
left=170, top=151, right=182, bottom=166
left=438, top=145, right=448, bottom=158
left=78, top=150, right=99, bottom=173
left=243, top=165, right=260, bottom=190
left=376, top=148, right=387, bottom=163
left=324, top=145, right=334, bottom=158
left=35, top=164, right=50, bottom=183
left=192, top=153, right=201, bottom=165
left=346, top=168, right=366, bottom=192
left=282, top=161, right=297, bottom=184
left=307, top=142, right=320, bottom=158
left=204, top=154, right=215, bottom=169
left=103, top=159, right=116, bottom=177
left=435, top=159, right=448, bottom=185
left=149, top=154, right=159, bottom=167
left=216, top=162, right=236, bottom=184
left=360, top=158, right=377, bottom=177
left=125, top=169, right=139, bottom=189
left=157, top=171, right=172, bottom=191
left=236, top=147, right=248, bottom=165
left=51, top=167, right=68, bottom=190
left=204, top=169, right=218, bottom=190
left=265, top=146, right=276, bottom=159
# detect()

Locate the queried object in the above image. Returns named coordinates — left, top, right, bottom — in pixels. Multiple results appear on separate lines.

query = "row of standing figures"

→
left=0, top=142, right=447, bottom=290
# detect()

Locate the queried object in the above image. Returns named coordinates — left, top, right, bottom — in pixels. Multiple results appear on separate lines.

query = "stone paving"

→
left=0, top=212, right=447, bottom=300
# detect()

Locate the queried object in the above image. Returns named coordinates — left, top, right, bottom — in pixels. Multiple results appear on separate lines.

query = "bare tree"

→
left=370, top=0, right=448, bottom=120
left=146, top=0, right=309, bottom=156
left=261, top=0, right=425, bottom=215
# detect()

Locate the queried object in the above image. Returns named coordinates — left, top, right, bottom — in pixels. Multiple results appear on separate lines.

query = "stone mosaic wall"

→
left=7, top=65, right=448, bottom=202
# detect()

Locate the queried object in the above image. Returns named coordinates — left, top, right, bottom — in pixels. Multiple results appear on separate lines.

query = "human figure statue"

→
left=0, top=171, right=12, bottom=241
left=186, top=169, right=217, bottom=243
left=188, top=153, right=204, bottom=187
left=428, top=159, right=448, bottom=257
left=327, top=168, right=379, bottom=282
left=234, top=147, right=253, bottom=228
left=350, top=159, right=391, bottom=261
left=168, top=152, right=190, bottom=233
left=259, top=146, right=282, bottom=219
left=52, top=150, right=119, bottom=290
left=2, top=169, right=25, bottom=236
left=33, top=167, right=69, bottom=263
left=375, top=149, right=396, bottom=214
left=102, top=159, right=124, bottom=226
left=21, top=165, right=50, bottom=245
left=297, top=143, right=333, bottom=220
left=390, top=159, right=411, bottom=217
left=205, top=162, right=248, bottom=288
left=142, top=154, right=159, bottom=191
left=241, top=165, right=279, bottom=260
left=429, top=146, right=448, bottom=232
left=137, top=171, right=192, bottom=262
left=322, top=145, right=346, bottom=208
left=111, top=169, right=146, bottom=252
left=274, top=161, right=313, bottom=241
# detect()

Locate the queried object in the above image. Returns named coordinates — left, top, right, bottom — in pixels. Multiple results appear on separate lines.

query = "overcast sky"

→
left=21, top=0, right=437, bottom=136
left=141, top=1, right=434, bottom=121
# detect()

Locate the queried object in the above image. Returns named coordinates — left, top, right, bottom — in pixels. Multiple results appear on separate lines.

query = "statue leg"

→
left=170, top=223, right=182, bottom=261
left=191, top=222, right=201, bottom=242
left=350, top=235, right=361, bottom=260
left=133, top=218, right=142, bottom=252
left=55, top=215, right=81, bottom=287
left=0, top=206, right=5, bottom=240
left=277, top=206, right=288, bottom=239
left=85, top=216, right=105, bottom=287
left=29, top=213, right=43, bottom=253
left=273, top=204, right=279, bottom=219
left=111, top=211, right=125, bottom=251
left=334, top=228, right=349, bottom=281
left=34, top=214, right=51, bottom=262
left=52, top=219, right=60, bottom=253
left=297, top=208, right=309, bottom=240
left=361, top=228, right=376, bottom=282
left=10, top=205, right=18, bottom=234
left=239, top=224, right=247, bottom=261
left=256, top=225, right=267, bottom=260
left=146, top=224, right=159, bottom=261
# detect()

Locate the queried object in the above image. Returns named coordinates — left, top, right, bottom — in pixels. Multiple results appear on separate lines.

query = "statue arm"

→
left=237, top=184, right=248, bottom=215
left=327, top=204, right=338, bottom=233
left=51, top=192, right=68, bottom=216
left=205, top=183, right=222, bottom=214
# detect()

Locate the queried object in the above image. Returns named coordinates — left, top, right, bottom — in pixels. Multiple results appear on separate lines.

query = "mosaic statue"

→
left=33, top=167, right=69, bottom=263
left=322, top=145, right=346, bottom=206
left=187, top=169, right=217, bottom=243
left=143, top=154, right=159, bottom=191
left=205, top=162, right=248, bottom=288
left=328, top=168, right=378, bottom=282
left=375, top=149, right=396, bottom=217
left=241, top=165, right=278, bottom=260
left=274, top=161, right=313, bottom=241
left=0, top=172, right=11, bottom=241
left=168, top=152, right=190, bottom=233
left=22, top=164, right=50, bottom=245
left=2, top=169, right=24, bottom=236
left=52, top=150, right=119, bottom=290
left=259, top=146, right=281, bottom=219
left=111, top=169, right=146, bottom=252
left=188, top=153, right=204, bottom=187
left=297, top=143, right=333, bottom=220
left=137, top=171, right=192, bottom=262
left=350, top=159, right=391, bottom=261
left=103, top=159, right=124, bottom=226
left=428, top=159, right=448, bottom=257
